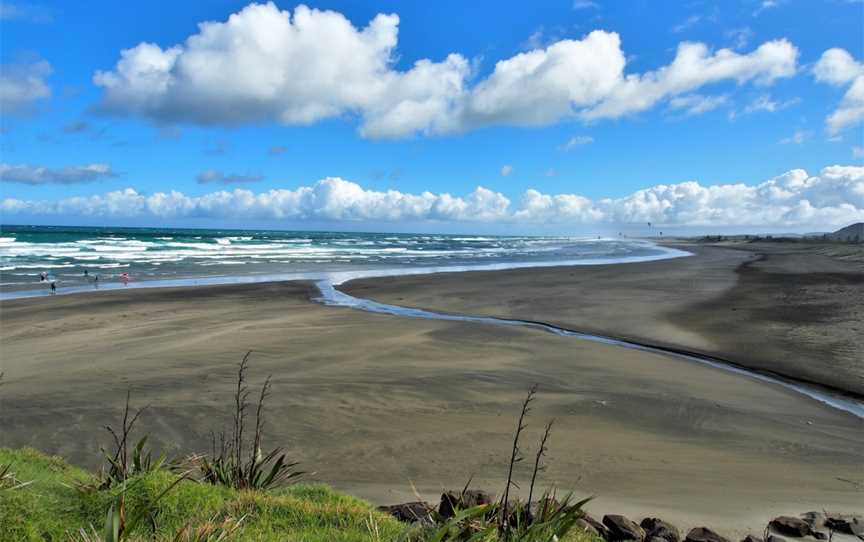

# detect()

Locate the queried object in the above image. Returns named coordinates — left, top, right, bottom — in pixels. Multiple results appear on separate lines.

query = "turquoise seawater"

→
left=0, top=224, right=674, bottom=295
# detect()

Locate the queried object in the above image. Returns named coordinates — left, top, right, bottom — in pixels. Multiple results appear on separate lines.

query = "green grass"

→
left=0, top=447, right=405, bottom=542
left=0, top=448, right=600, bottom=542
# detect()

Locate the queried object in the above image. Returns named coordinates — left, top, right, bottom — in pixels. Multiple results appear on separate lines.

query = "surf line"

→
left=314, top=280, right=864, bottom=420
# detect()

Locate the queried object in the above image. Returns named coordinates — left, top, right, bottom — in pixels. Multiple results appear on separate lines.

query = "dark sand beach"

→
left=346, top=242, right=864, bottom=397
left=1, top=242, right=862, bottom=534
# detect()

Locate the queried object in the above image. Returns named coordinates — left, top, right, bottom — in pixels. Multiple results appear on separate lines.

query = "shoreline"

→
left=0, top=240, right=691, bottom=300
left=344, top=241, right=864, bottom=398
left=317, top=280, right=864, bottom=416
left=2, top=243, right=862, bottom=530
left=4, top=241, right=862, bottom=412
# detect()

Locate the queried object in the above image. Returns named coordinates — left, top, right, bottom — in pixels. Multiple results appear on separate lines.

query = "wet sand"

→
left=1, top=245, right=862, bottom=535
left=346, top=242, right=864, bottom=398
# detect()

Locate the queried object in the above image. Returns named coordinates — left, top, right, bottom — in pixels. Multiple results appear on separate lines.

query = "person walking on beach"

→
left=94, top=274, right=99, bottom=288
left=121, top=272, right=129, bottom=286
left=84, top=269, right=89, bottom=277
left=39, top=271, right=47, bottom=282
left=49, top=281, right=56, bottom=295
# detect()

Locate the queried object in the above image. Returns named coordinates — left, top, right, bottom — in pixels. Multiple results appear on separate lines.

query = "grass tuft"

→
left=188, top=352, right=304, bottom=491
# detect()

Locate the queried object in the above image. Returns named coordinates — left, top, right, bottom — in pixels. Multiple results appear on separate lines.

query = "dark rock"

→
left=580, top=513, right=610, bottom=539
left=770, top=516, right=812, bottom=537
left=825, top=515, right=863, bottom=536
left=767, top=536, right=787, bottom=542
left=800, top=512, right=827, bottom=530
left=812, top=532, right=827, bottom=540
left=741, top=536, right=763, bottom=542
left=437, top=489, right=493, bottom=519
left=377, top=501, right=432, bottom=523
left=603, top=514, right=646, bottom=541
left=641, top=518, right=680, bottom=542
left=685, top=527, right=731, bottom=542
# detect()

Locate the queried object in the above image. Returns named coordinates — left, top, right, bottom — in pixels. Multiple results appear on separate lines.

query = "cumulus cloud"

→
left=668, top=94, right=728, bottom=115
left=4, top=166, right=862, bottom=229
left=580, top=38, right=797, bottom=121
left=726, top=27, right=754, bottom=51
left=779, top=129, right=811, bottom=145
left=93, top=3, right=469, bottom=139
left=92, top=2, right=799, bottom=138
left=0, top=163, right=117, bottom=185
left=559, top=135, right=594, bottom=151
left=500, top=165, right=514, bottom=177
left=739, top=94, right=799, bottom=115
left=814, top=48, right=864, bottom=135
left=672, top=15, right=703, bottom=34
left=196, top=170, right=264, bottom=184
left=754, top=0, right=782, bottom=16
left=0, top=56, right=51, bottom=114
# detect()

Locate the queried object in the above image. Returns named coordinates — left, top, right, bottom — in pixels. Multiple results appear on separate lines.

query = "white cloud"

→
left=668, top=94, right=728, bottom=115
left=559, top=135, right=594, bottom=151
left=739, top=94, right=800, bottom=115
left=4, top=166, right=862, bottom=229
left=726, top=27, right=754, bottom=51
left=814, top=48, right=864, bottom=135
left=754, top=0, right=781, bottom=16
left=779, top=129, right=811, bottom=145
left=581, top=39, right=798, bottom=121
left=853, top=146, right=864, bottom=159
left=0, top=57, right=51, bottom=114
left=814, top=48, right=864, bottom=85
left=94, top=3, right=469, bottom=139
left=0, top=163, right=116, bottom=185
left=500, top=165, right=514, bottom=177
left=196, top=170, right=264, bottom=184
left=672, top=15, right=702, bottom=34
left=93, top=3, right=799, bottom=138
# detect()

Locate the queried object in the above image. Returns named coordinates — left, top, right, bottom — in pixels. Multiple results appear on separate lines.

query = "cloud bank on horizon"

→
left=3, top=165, right=862, bottom=230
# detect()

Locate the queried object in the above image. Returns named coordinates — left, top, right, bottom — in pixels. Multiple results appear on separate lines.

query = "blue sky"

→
left=1, top=0, right=863, bottom=233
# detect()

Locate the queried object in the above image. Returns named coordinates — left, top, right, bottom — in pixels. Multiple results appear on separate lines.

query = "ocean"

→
left=0, top=225, right=686, bottom=298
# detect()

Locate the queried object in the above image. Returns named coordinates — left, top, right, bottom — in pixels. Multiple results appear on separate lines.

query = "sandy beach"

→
left=1, top=242, right=862, bottom=534
left=346, top=241, right=864, bottom=398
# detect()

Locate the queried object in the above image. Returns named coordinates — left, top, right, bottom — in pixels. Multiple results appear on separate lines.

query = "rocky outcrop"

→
left=768, top=516, right=813, bottom=538
left=825, top=515, right=863, bottom=537
left=377, top=501, right=432, bottom=523
left=800, top=512, right=826, bottom=530
left=603, top=514, right=646, bottom=541
left=577, top=513, right=610, bottom=538
left=641, top=517, right=680, bottom=542
left=380, top=488, right=859, bottom=542
left=769, top=516, right=813, bottom=537
left=437, top=489, right=493, bottom=519
left=685, top=527, right=731, bottom=542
